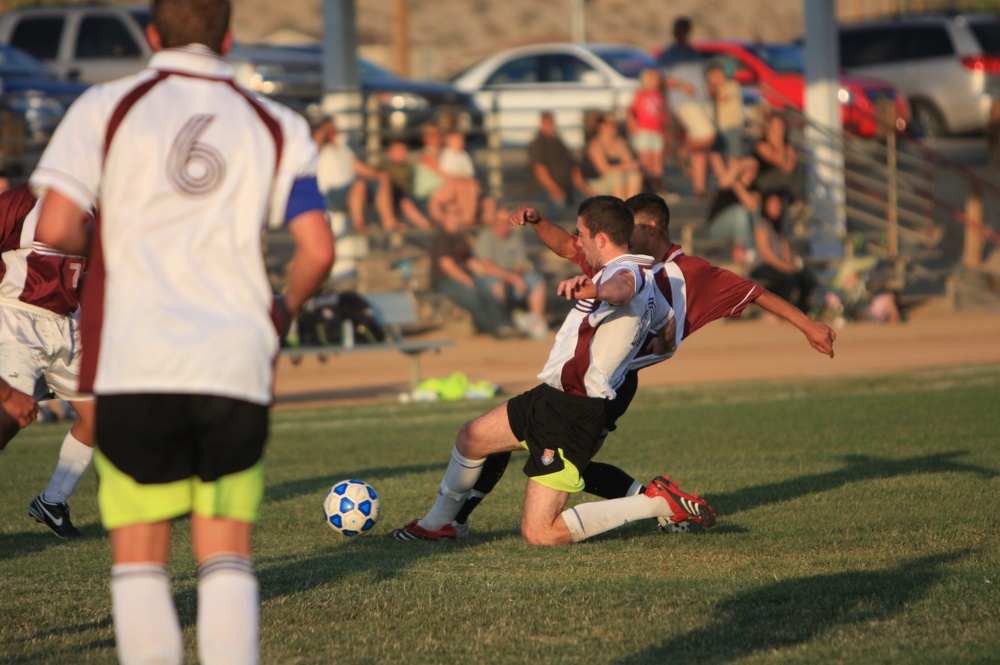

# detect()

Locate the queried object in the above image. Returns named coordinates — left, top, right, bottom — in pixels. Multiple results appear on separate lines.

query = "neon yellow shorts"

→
left=94, top=451, right=264, bottom=530
left=518, top=440, right=585, bottom=493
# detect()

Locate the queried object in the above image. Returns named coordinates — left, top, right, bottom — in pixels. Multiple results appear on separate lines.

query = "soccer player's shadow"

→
left=616, top=549, right=970, bottom=665
left=711, top=451, right=995, bottom=518
left=0, top=520, right=108, bottom=560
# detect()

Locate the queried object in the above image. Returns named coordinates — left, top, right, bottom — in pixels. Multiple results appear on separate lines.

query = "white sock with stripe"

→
left=419, top=446, right=484, bottom=531
left=42, top=432, right=93, bottom=504
left=111, top=563, right=183, bottom=665
left=197, top=554, right=259, bottom=665
left=562, top=494, right=671, bottom=542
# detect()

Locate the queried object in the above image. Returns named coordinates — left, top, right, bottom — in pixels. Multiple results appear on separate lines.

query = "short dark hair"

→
left=626, top=193, right=671, bottom=236
left=674, top=16, right=692, bottom=33
left=152, top=0, right=231, bottom=53
left=577, top=196, right=633, bottom=248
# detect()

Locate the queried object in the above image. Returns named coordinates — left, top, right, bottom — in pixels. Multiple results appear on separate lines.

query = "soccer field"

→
left=1, top=366, right=998, bottom=664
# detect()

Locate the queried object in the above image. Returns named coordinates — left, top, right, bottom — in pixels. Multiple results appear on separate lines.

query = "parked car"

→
left=450, top=42, right=659, bottom=149
left=240, top=44, right=483, bottom=143
left=0, top=44, right=88, bottom=171
left=0, top=4, right=481, bottom=143
left=836, top=12, right=1000, bottom=137
left=688, top=40, right=911, bottom=138
left=0, top=3, right=150, bottom=84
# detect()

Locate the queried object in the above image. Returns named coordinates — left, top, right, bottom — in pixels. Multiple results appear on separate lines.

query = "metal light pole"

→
left=803, top=0, right=846, bottom=262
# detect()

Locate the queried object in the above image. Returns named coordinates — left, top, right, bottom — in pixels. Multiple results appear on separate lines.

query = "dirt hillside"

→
left=232, top=0, right=871, bottom=80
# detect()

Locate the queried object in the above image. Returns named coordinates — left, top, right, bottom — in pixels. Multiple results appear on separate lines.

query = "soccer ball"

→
left=323, top=480, right=380, bottom=536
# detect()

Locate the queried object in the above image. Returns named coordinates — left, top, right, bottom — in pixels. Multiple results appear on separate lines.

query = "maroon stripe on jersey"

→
left=19, top=254, right=82, bottom=315
left=227, top=82, right=284, bottom=176
left=78, top=213, right=106, bottom=394
left=560, top=318, right=599, bottom=397
left=0, top=184, right=37, bottom=253
left=104, top=71, right=171, bottom=161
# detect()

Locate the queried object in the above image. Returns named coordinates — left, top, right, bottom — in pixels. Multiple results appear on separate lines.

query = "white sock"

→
left=419, top=446, right=484, bottom=531
left=197, top=554, right=259, bottom=665
left=626, top=480, right=644, bottom=497
left=42, top=432, right=93, bottom=504
left=561, top=494, right=671, bottom=542
left=111, top=563, right=183, bottom=665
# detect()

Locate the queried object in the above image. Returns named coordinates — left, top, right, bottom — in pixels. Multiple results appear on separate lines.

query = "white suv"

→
left=837, top=12, right=1000, bottom=137
left=0, top=3, right=151, bottom=84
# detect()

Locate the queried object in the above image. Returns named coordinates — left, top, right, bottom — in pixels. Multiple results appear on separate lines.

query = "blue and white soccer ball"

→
left=323, top=479, right=380, bottom=536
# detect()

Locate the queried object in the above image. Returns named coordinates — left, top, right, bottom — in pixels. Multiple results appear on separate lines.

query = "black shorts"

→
left=506, top=383, right=607, bottom=490
left=96, top=393, right=268, bottom=485
left=604, top=370, right=639, bottom=435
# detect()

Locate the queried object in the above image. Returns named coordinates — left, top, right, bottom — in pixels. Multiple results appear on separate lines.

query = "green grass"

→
left=1, top=365, right=998, bottom=664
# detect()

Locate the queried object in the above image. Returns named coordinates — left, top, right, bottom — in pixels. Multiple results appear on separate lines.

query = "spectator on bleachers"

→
left=626, top=67, right=672, bottom=197
left=376, top=139, right=434, bottom=231
left=439, top=129, right=484, bottom=226
left=753, top=114, right=806, bottom=208
left=527, top=111, right=595, bottom=218
left=751, top=190, right=816, bottom=314
left=472, top=205, right=549, bottom=339
left=657, top=16, right=717, bottom=196
left=413, top=124, right=454, bottom=224
left=314, top=118, right=398, bottom=234
left=430, top=200, right=521, bottom=339
left=582, top=113, right=642, bottom=199
left=706, top=61, right=747, bottom=189
left=707, top=159, right=760, bottom=267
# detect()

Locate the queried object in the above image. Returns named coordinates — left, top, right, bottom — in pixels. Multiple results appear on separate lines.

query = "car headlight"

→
left=376, top=91, right=430, bottom=111
left=231, top=61, right=279, bottom=95
left=837, top=87, right=853, bottom=105
left=3, top=90, right=65, bottom=116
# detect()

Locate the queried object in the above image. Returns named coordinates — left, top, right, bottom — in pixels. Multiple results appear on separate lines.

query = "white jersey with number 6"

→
left=30, top=45, right=321, bottom=405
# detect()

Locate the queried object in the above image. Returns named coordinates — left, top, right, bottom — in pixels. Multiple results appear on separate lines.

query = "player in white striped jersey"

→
left=30, top=1, right=334, bottom=663
left=0, top=184, right=95, bottom=539
left=390, top=195, right=716, bottom=546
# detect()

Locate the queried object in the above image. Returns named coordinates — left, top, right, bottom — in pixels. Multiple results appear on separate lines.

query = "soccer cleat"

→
left=645, top=475, right=716, bottom=528
left=28, top=495, right=82, bottom=539
left=388, top=519, right=457, bottom=541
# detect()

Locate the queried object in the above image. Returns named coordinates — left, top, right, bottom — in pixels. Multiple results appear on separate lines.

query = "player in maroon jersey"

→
left=451, top=193, right=836, bottom=535
left=0, top=183, right=95, bottom=539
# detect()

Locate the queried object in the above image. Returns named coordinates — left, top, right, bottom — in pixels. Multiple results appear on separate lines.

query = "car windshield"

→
left=747, top=43, right=805, bottom=74
left=0, top=45, right=50, bottom=75
left=971, top=22, right=1000, bottom=54
left=130, top=9, right=151, bottom=30
left=591, top=48, right=657, bottom=78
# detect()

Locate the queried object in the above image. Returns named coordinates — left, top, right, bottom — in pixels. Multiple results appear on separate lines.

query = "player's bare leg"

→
left=521, top=480, right=572, bottom=546
left=391, top=401, right=521, bottom=540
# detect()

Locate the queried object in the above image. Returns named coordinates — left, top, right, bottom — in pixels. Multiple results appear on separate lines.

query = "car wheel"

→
left=911, top=100, right=947, bottom=139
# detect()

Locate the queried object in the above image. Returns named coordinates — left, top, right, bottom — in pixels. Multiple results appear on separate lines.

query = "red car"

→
left=687, top=40, right=911, bottom=137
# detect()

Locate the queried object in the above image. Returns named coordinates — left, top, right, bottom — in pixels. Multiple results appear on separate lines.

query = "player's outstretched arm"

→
left=557, top=270, right=635, bottom=305
left=0, top=380, right=37, bottom=428
left=509, top=205, right=577, bottom=260
left=755, top=290, right=836, bottom=358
